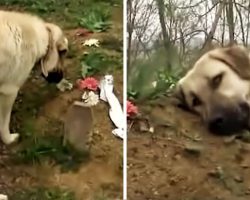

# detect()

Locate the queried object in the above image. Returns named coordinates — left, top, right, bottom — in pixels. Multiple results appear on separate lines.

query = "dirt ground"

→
left=128, top=99, right=250, bottom=200
left=0, top=3, right=123, bottom=200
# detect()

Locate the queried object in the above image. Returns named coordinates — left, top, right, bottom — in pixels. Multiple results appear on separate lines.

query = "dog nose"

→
left=208, top=105, right=248, bottom=134
left=209, top=115, right=225, bottom=132
left=42, top=69, right=64, bottom=83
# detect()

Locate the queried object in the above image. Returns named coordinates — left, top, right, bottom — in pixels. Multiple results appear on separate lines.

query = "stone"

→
left=208, top=166, right=224, bottom=179
left=184, top=142, right=203, bottom=155
left=234, top=175, right=243, bottom=183
left=63, top=101, right=94, bottom=152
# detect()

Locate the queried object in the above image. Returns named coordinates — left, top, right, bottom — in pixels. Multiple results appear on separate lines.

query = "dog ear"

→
left=41, top=26, right=59, bottom=77
left=58, top=37, right=68, bottom=53
left=210, top=45, right=250, bottom=79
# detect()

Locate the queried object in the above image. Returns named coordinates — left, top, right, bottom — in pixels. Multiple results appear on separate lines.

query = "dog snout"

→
left=208, top=103, right=249, bottom=135
left=208, top=114, right=227, bottom=134
left=42, top=69, right=64, bottom=83
left=209, top=116, right=226, bottom=130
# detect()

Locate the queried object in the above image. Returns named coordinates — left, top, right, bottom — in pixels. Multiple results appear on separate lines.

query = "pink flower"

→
left=127, top=100, right=138, bottom=117
left=77, top=77, right=99, bottom=91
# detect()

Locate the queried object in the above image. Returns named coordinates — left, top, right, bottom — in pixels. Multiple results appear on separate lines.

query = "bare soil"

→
left=128, top=99, right=250, bottom=200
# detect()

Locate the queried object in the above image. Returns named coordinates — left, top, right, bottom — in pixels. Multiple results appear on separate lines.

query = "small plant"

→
left=13, top=132, right=89, bottom=172
left=10, top=187, right=76, bottom=200
left=149, top=69, right=179, bottom=99
left=78, top=4, right=112, bottom=32
left=128, top=48, right=182, bottom=101
left=81, top=51, right=121, bottom=77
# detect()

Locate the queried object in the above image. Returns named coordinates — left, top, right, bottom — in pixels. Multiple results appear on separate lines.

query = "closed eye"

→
left=191, top=93, right=202, bottom=107
left=211, top=72, right=224, bottom=89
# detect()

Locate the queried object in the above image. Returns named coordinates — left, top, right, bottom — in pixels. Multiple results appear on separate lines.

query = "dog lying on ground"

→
left=0, top=10, right=68, bottom=144
left=174, top=45, right=250, bottom=135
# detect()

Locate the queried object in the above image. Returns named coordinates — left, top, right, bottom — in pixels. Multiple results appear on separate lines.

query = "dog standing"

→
left=0, top=10, right=68, bottom=144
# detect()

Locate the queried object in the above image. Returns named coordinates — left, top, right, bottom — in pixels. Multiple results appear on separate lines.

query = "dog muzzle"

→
left=42, top=69, right=64, bottom=83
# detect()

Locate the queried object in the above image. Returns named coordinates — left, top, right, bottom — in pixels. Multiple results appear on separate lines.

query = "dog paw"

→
left=3, top=133, right=19, bottom=145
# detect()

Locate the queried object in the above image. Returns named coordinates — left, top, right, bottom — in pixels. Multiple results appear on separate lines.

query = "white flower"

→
left=83, top=39, right=100, bottom=47
left=81, top=91, right=99, bottom=106
left=56, top=79, right=73, bottom=92
left=152, top=81, right=157, bottom=88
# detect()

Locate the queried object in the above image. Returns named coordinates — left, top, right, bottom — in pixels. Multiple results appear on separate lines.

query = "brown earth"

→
left=128, top=99, right=250, bottom=200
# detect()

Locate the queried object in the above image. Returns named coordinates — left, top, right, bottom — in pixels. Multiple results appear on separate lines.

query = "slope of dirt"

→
left=0, top=4, right=123, bottom=200
left=128, top=99, right=250, bottom=200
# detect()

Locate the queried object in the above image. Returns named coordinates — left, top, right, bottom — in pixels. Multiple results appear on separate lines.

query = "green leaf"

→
left=80, top=61, right=90, bottom=78
left=78, top=4, right=112, bottom=32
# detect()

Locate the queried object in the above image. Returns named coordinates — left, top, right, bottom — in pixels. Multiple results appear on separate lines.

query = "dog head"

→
left=174, top=45, right=250, bottom=134
left=41, top=23, right=68, bottom=83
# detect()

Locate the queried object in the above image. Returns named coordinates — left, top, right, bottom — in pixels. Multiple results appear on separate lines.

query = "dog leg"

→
left=0, top=92, right=19, bottom=145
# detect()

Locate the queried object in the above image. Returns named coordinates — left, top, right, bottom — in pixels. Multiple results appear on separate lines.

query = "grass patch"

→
left=128, top=48, right=181, bottom=101
left=9, top=187, right=76, bottom=200
left=0, top=0, right=115, bottom=29
left=12, top=120, right=90, bottom=172
left=81, top=50, right=122, bottom=77
left=78, top=3, right=112, bottom=32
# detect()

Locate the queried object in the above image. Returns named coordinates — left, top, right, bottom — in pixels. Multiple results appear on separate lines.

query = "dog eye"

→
left=192, top=95, right=202, bottom=107
left=211, top=73, right=223, bottom=89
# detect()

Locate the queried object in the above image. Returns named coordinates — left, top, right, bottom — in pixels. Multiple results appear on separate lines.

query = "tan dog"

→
left=0, top=10, right=68, bottom=144
left=174, top=45, right=250, bottom=134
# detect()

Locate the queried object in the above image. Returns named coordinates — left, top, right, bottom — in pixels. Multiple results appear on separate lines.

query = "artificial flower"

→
left=77, top=77, right=99, bottom=91
left=56, top=78, right=73, bottom=92
left=81, top=91, right=99, bottom=106
left=127, top=100, right=138, bottom=117
left=83, top=39, right=100, bottom=47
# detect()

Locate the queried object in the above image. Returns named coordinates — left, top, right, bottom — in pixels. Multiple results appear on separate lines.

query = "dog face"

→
left=174, top=46, right=250, bottom=134
left=41, top=23, right=68, bottom=83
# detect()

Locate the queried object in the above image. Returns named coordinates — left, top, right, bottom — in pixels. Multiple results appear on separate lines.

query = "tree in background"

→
left=127, top=0, right=250, bottom=101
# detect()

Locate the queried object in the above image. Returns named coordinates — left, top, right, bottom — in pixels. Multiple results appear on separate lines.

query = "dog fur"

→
left=0, top=10, right=68, bottom=144
left=174, top=45, right=250, bottom=134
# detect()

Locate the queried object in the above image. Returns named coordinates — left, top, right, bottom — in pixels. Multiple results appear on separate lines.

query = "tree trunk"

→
left=156, top=0, right=171, bottom=51
left=226, top=0, right=234, bottom=45
left=221, top=8, right=225, bottom=45
left=127, top=0, right=133, bottom=71
left=234, top=0, right=245, bottom=45
left=156, top=0, right=179, bottom=71
left=202, top=0, right=225, bottom=50
left=246, top=1, right=250, bottom=46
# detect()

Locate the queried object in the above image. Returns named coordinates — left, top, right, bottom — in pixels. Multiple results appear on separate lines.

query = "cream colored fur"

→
left=0, top=10, right=68, bottom=144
